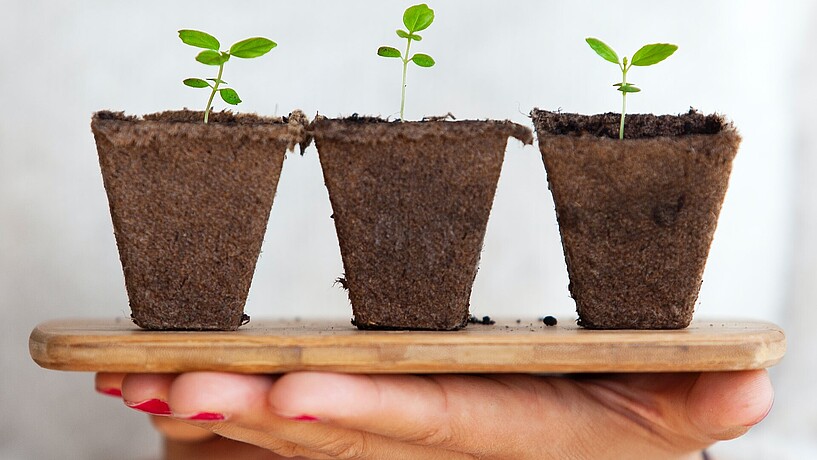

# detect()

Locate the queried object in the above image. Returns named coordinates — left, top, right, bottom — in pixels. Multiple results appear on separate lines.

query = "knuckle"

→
left=407, top=424, right=456, bottom=447
left=316, top=431, right=369, bottom=459
left=266, top=442, right=304, bottom=458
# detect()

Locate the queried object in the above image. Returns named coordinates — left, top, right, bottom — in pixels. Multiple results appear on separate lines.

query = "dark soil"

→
left=468, top=315, right=496, bottom=325
left=92, top=110, right=307, bottom=330
left=312, top=117, right=532, bottom=330
left=542, top=316, right=558, bottom=326
left=531, top=109, right=727, bottom=139
left=532, top=109, right=741, bottom=329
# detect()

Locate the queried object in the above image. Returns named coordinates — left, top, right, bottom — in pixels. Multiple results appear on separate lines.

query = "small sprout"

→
left=377, top=4, right=436, bottom=121
left=179, top=30, right=277, bottom=123
left=585, top=38, right=677, bottom=139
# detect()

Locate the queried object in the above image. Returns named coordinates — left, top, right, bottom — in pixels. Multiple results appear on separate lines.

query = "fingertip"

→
left=688, top=370, right=774, bottom=440
left=121, top=373, right=176, bottom=402
left=269, top=372, right=372, bottom=420
left=167, top=372, right=274, bottom=419
left=95, top=373, right=126, bottom=397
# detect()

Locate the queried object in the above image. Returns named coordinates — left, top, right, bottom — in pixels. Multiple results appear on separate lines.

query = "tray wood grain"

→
left=29, top=318, right=785, bottom=374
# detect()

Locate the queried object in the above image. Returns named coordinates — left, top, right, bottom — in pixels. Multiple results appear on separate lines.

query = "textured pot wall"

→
left=92, top=112, right=294, bottom=330
left=536, top=127, right=740, bottom=329
left=314, top=120, right=531, bottom=330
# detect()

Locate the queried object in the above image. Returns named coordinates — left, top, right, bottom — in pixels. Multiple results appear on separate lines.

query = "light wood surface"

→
left=29, top=318, right=786, bottom=374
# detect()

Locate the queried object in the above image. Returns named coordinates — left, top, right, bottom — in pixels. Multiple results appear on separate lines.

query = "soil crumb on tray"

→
left=468, top=315, right=496, bottom=325
left=542, top=316, right=558, bottom=327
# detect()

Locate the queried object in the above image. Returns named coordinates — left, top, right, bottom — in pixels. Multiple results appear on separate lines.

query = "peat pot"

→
left=312, top=117, right=532, bottom=330
left=531, top=109, right=740, bottom=329
left=91, top=110, right=308, bottom=330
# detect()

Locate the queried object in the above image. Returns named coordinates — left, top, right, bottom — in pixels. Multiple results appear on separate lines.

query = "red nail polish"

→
left=184, top=412, right=226, bottom=421
left=125, top=399, right=172, bottom=416
left=97, top=387, right=122, bottom=398
left=289, top=414, right=320, bottom=422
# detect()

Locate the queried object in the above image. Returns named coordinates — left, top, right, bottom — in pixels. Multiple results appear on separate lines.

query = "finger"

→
left=121, top=373, right=218, bottom=442
left=166, top=372, right=307, bottom=457
left=577, top=370, right=774, bottom=455
left=121, top=373, right=177, bottom=416
left=268, top=372, right=568, bottom=457
left=164, top=433, right=304, bottom=460
left=686, top=370, right=773, bottom=440
left=167, top=372, right=472, bottom=460
left=95, top=372, right=125, bottom=397
left=150, top=415, right=217, bottom=443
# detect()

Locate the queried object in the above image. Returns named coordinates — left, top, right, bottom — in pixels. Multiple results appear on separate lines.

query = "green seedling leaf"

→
left=411, top=53, right=435, bottom=67
left=403, top=4, right=434, bottom=33
left=617, top=84, right=641, bottom=93
left=397, top=29, right=423, bottom=41
left=220, top=88, right=241, bottom=105
left=180, top=30, right=276, bottom=123
left=377, top=46, right=402, bottom=58
left=631, top=43, right=678, bottom=66
left=179, top=29, right=220, bottom=50
left=229, top=37, right=277, bottom=58
left=183, top=78, right=210, bottom=88
left=196, top=50, right=229, bottom=66
left=397, top=29, right=423, bottom=42
left=586, top=37, right=619, bottom=64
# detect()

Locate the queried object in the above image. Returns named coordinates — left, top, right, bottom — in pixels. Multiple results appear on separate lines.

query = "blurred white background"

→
left=2, top=0, right=815, bottom=458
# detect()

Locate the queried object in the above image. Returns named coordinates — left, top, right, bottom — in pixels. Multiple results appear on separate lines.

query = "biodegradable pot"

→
left=91, top=110, right=308, bottom=330
left=312, top=117, right=532, bottom=330
left=531, top=109, right=740, bottom=329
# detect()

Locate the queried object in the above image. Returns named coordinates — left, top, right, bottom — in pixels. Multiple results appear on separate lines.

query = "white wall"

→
left=1, top=1, right=812, bottom=458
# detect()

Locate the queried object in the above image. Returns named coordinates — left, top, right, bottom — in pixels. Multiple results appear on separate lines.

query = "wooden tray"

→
left=29, top=318, right=785, bottom=374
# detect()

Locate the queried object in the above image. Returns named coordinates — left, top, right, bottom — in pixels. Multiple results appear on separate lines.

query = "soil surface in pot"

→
left=312, top=116, right=532, bottom=330
left=532, top=109, right=740, bottom=329
left=92, top=110, right=307, bottom=330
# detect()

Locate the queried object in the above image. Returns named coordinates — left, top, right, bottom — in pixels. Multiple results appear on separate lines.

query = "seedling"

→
left=377, top=4, right=436, bottom=121
left=585, top=38, right=677, bottom=139
left=179, top=30, right=276, bottom=123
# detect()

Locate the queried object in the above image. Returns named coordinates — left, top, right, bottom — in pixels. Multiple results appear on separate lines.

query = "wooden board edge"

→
left=28, top=322, right=787, bottom=374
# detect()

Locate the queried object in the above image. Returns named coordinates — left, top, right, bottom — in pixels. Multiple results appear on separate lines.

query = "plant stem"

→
left=204, top=62, right=225, bottom=124
left=619, top=64, right=628, bottom=140
left=400, top=38, right=412, bottom=121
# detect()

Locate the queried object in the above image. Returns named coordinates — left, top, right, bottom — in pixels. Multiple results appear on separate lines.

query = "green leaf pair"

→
left=377, top=4, right=436, bottom=121
left=179, top=29, right=277, bottom=123
left=614, top=83, right=641, bottom=93
left=586, top=38, right=677, bottom=67
left=183, top=79, right=241, bottom=104
left=179, top=30, right=277, bottom=58
left=585, top=37, right=678, bottom=139
left=376, top=47, right=435, bottom=67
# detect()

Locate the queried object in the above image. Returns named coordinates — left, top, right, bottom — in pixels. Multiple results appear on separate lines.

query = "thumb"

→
left=686, top=370, right=774, bottom=441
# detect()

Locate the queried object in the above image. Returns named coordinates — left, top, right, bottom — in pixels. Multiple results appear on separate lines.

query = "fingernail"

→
left=125, top=399, right=172, bottom=416
left=96, top=387, right=122, bottom=398
left=288, top=414, right=320, bottom=422
left=180, top=412, right=226, bottom=421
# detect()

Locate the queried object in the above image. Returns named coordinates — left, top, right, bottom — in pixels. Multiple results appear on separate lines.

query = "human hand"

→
left=96, top=370, right=773, bottom=459
left=96, top=373, right=293, bottom=459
